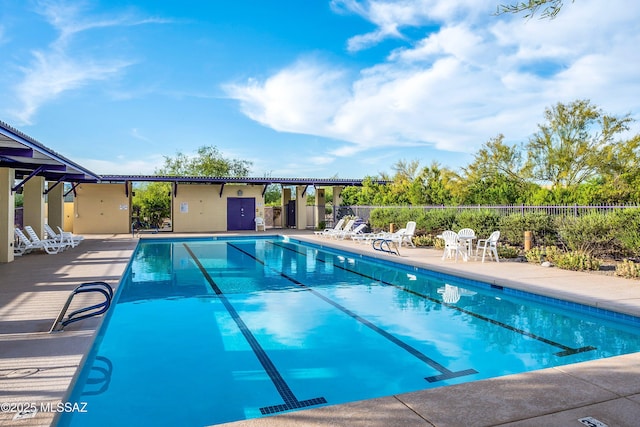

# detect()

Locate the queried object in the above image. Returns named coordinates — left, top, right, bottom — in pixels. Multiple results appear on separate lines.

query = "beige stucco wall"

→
left=173, top=184, right=265, bottom=232
left=73, top=183, right=131, bottom=234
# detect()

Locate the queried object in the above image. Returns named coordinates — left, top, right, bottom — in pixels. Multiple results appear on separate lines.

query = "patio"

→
left=1, top=231, right=640, bottom=426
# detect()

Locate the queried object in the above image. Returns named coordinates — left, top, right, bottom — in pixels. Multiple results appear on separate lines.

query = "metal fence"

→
left=337, top=204, right=640, bottom=223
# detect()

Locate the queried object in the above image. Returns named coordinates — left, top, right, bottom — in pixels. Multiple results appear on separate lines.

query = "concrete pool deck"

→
left=1, top=231, right=640, bottom=426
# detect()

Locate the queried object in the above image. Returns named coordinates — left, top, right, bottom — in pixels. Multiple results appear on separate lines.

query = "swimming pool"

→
left=58, top=236, right=640, bottom=426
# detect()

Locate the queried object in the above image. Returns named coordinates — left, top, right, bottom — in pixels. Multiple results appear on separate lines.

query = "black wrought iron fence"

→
left=338, top=204, right=640, bottom=223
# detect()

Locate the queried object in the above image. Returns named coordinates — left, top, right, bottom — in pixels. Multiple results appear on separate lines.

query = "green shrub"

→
left=555, top=250, right=601, bottom=271
left=452, top=209, right=501, bottom=239
left=612, top=209, right=640, bottom=257
left=368, top=207, right=421, bottom=231
left=525, top=245, right=565, bottom=264
left=525, top=247, right=545, bottom=264
left=497, top=244, right=520, bottom=259
left=543, top=245, right=563, bottom=264
left=499, top=212, right=558, bottom=247
left=413, top=234, right=436, bottom=247
left=615, top=259, right=640, bottom=279
left=419, top=209, right=457, bottom=235
left=556, top=213, right=620, bottom=257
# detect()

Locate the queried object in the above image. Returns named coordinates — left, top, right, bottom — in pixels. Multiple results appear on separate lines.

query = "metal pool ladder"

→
left=372, top=238, right=400, bottom=256
left=49, top=282, right=114, bottom=333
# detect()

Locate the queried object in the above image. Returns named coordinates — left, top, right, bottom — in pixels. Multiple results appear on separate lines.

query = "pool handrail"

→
left=49, top=282, right=114, bottom=333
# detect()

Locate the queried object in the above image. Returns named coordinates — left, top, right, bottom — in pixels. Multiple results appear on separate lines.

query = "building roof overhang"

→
left=0, top=120, right=101, bottom=188
left=98, top=175, right=387, bottom=186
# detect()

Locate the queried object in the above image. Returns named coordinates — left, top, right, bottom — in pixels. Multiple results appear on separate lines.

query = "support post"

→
left=0, top=168, right=15, bottom=263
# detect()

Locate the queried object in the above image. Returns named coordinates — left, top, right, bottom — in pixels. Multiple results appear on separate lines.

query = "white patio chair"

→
left=255, top=217, right=266, bottom=231
left=476, top=231, right=501, bottom=263
left=438, top=284, right=461, bottom=304
left=23, top=225, right=64, bottom=254
left=457, top=228, right=476, bottom=258
left=440, top=230, right=466, bottom=262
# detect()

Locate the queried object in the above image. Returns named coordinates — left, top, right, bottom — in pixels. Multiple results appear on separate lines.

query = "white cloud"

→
left=9, top=0, right=169, bottom=124
left=332, top=0, right=495, bottom=52
left=226, top=0, right=640, bottom=159
left=225, top=58, right=351, bottom=134
left=13, top=51, right=132, bottom=124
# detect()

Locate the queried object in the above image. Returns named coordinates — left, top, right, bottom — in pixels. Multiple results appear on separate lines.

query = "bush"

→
left=524, top=246, right=563, bottom=264
left=368, top=207, right=421, bottom=231
left=413, top=234, right=436, bottom=247
left=615, top=259, right=640, bottom=279
left=555, top=250, right=601, bottom=271
left=612, top=209, right=640, bottom=258
left=419, top=209, right=458, bottom=235
left=453, top=209, right=501, bottom=239
left=543, top=245, right=563, bottom=264
left=556, top=213, right=620, bottom=257
left=524, top=247, right=545, bottom=264
left=499, top=212, right=558, bottom=247
left=497, top=244, right=520, bottom=259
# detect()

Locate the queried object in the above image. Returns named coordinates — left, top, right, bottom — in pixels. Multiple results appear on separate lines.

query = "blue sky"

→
left=1, top=0, right=639, bottom=179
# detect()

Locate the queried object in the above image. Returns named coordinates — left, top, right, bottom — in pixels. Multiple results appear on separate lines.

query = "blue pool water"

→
left=58, top=236, right=640, bottom=426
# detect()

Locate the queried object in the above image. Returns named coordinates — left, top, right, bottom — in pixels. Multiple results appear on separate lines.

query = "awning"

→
left=0, top=120, right=101, bottom=191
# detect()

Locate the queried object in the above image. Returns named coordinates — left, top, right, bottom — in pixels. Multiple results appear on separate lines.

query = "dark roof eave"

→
left=0, top=120, right=101, bottom=182
left=98, top=175, right=389, bottom=186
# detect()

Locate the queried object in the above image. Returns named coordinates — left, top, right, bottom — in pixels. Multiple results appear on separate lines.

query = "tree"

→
left=523, top=100, right=635, bottom=200
left=456, top=134, right=532, bottom=204
left=415, top=162, right=455, bottom=205
left=132, top=182, right=171, bottom=228
left=156, top=145, right=252, bottom=177
left=264, top=184, right=282, bottom=206
left=134, top=145, right=253, bottom=226
left=496, top=0, right=572, bottom=19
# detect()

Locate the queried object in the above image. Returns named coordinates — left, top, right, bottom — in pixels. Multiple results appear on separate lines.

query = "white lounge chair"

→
left=14, top=228, right=37, bottom=256
left=23, top=226, right=64, bottom=254
left=255, top=217, right=266, bottom=231
left=352, top=231, right=385, bottom=245
left=400, top=221, right=417, bottom=247
left=57, top=226, right=84, bottom=246
left=44, top=224, right=74, bottom=250
left=330, top=219, right=355, bottom=239
left=314, top=218, right=345, bottom=237
left=476, top=231, right=500, bottom=262
left=339, top=223, right=366, bottom=240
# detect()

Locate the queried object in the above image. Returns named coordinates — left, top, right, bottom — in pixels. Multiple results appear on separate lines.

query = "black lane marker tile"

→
left=183, top=244, right=327, bottom=415
left=228, top=242, right=477, bottom=383
left=270, top=241, right=596, bottom=358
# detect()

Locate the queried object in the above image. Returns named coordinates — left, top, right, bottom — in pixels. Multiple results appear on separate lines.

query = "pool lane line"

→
left=182, top=243, right=327, bottom=415
left=227, top=242, right=477, bottom=383
left=269, top=241, right=596, bottom=358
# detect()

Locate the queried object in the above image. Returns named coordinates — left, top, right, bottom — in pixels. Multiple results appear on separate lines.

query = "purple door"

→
left=227, top=198, right=256, bottom=231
